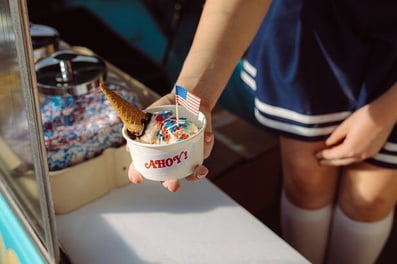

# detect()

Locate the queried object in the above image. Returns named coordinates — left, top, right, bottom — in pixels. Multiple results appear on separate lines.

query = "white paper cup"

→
left=122, top=105, right=206, bottom=181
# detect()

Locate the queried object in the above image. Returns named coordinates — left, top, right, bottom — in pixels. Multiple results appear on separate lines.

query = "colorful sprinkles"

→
left=152, top=110, right=197, bottom=144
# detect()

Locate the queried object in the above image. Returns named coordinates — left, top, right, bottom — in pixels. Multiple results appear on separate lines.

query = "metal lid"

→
left=35, top=50, right=107, bottom=96
left=30, top=23, right=60, bottom=60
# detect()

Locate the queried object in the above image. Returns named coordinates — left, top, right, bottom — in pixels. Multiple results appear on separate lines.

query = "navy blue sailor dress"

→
left=240, top=0, right=397, bottom=168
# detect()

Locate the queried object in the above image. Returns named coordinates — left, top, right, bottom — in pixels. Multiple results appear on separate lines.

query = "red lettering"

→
left=145, top=160, right=157, bottom=169
left=155, top=159, right=166, bottom=168
left=165, top=158, right=173, bottom=167
left=173, top=154, right=181, bottom=164
left=144, top=150, right=190, bottom=170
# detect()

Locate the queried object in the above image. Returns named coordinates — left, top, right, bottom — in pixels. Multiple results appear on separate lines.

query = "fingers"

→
left=316, top=143, right=364, bottom=166
left=128, top=161, right=184, bottom=192
left=203, top=131, right=214, bottom=159
left=316, top=124, right=354, bottom=166
left=185, top=165, right=209, bottom=182
left=162, top=165, right=208, bottom=192
left=316, top=143, right=349, bottom=161
left=129, top=162, right=181, bottom=192
left=318, top=157, right=359, bottom=166
left=128, top=162, right=143, bottom=184
left=161, top=180, right=181, bottom=192
left=161, top=165, right=208, bottom=191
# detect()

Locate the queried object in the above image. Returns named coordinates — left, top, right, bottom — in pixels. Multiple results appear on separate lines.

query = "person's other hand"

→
left=316, top=103, right=395, bottom=166
left=127, top=92, right=214, bottom=192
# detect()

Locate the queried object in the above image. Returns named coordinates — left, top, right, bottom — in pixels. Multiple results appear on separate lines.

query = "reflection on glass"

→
left=0, top=0, right=44, bottom=252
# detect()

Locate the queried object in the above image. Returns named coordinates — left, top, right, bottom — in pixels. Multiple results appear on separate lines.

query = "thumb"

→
left=317, top=143, right=349, bottom=160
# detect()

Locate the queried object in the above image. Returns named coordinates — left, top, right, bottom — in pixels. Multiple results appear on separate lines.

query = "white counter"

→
left=56, top=179, right=309, bottom=264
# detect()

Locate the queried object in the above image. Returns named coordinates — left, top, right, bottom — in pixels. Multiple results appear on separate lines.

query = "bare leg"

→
left=326, top=162, right=397, bottom=264
left=339, top=162, right=397, bottom=222
left=280, top=137, right=340, bottom=208
left=279, top=137, right=340, bottom=264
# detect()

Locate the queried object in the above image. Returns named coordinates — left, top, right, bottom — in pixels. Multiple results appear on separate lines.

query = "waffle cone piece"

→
left=100, top=83, right=152, bottom=137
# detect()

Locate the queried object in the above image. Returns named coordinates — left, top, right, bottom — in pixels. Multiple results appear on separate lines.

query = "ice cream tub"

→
left=122, top=105, right=206, bottom=181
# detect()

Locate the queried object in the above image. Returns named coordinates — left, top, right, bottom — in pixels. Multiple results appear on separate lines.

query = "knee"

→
left=283, top=167, right=339, bottom=209
left=339, top=187, right=396, bottom=222
left=280, top=137, right=339, bottom=208
left=286, top=171, right=326, bottom=195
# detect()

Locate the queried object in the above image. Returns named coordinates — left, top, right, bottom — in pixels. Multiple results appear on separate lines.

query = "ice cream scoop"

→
left=136, top=110, right=199, bottom=145
left=100, top=83, right=199, bottom=145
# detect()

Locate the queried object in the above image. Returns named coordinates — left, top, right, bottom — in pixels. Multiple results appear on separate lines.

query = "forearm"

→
left=176, top=0, right=271, bottom=111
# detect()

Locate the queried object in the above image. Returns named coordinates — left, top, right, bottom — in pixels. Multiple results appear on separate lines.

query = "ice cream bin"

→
left=34, top=48, right=159, bottom=214
left=3, top=39, right=159, bottom=215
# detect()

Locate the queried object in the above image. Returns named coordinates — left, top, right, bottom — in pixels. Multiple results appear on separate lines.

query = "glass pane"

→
left=0, top=0, right=57, bottom=262
left=0, top=0, right=44, bottom=238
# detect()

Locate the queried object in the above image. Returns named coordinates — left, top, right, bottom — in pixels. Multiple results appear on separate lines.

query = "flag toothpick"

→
left=175, top=85, right=201, bottom=125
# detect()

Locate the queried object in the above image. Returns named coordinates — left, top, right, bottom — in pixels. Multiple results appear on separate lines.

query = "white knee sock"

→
left=326, top=206, right=394, bottom=264
left=281, top=191, right=333, bottom=264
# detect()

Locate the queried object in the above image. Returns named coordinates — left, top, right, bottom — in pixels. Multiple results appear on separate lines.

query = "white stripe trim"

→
left=242, top=59, right=257, bottom=77
left=372, top=153, right=397, bottom=165
left=254, top=108, right=337, bottom=137
left=240, top=71, right=257, bottom=91
left=255, top=98, right=351, bottom=124
left=384, top=142, right=397, bottom=152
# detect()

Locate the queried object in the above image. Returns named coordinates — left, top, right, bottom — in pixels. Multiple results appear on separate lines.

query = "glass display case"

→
left=0, top=1, right=160, bottom=263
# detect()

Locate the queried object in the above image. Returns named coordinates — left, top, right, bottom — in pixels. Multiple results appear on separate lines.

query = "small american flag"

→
left=175, top=85, right=201, bottom=116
